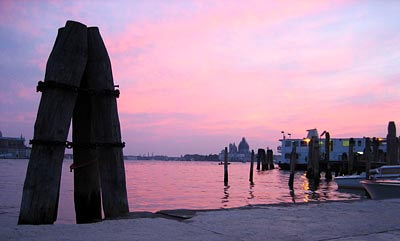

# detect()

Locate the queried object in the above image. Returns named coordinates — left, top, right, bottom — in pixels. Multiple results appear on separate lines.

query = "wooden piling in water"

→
left=312, top=136, right=320, bottom=182
left=256, top=149, right=261, bottom=171
left=267, top=149, right=274, bottom=169
left=365, top=137, right=371, bottom=179
left=372, top=137, right=379, bottom=164
left=306, top=138, right=313, bottom=179
left=325, top=132, right=332, bottom=180
left=86, top=27, right=129, bottom=218
left=260, top=149, right=267, bottom=171
left=288, top=143, right=297, bottom=189
left=72, top=73, right=102, bottom=224
left=249, top=150, right=254, bottom=184
left=348, top=138, right=355, bottom=175
left=19, top=21, right=88, bottom=225
left=224, top=147, right=228, bottom=186
left=387, top=121, right=398, bottom=165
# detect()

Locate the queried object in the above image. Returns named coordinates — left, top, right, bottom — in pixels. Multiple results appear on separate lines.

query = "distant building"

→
left=0, top=131, right=31, bottom=159
left=219, top=137, right=251, bottom=162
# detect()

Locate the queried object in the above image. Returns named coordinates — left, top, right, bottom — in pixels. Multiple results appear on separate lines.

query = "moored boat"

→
left=361, top=179, right=400, bottom=199
left=335, top=165, right=400, bottom=189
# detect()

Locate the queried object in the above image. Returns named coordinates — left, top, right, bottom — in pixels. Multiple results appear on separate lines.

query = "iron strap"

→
left=29, top=139, right=125, bottom=149
left=36, top=81, right=120, bottom=98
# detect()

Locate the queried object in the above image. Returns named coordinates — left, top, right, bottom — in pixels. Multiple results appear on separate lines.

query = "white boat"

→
left=361, top=179, right=400, bottom=199
left=335, top=165, right=400, bottom=189
left=277, top=128, right=387, bottom=170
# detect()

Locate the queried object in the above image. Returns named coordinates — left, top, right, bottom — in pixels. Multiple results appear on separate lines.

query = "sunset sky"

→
left=0, top=1, right=399, bottom=156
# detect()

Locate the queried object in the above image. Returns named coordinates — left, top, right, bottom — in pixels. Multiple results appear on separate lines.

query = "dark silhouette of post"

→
left=249, top=150, right=254, bottom=184
left=288, top=142, right=297, bottom=189
left=387, top=121, right=398, bottom=165
left=72, top=74, right=101, bottom=224
left=224, top=147, right=228, bottom=186
left=267, top=149, right=274, bottom=169
left=260, top=149, right=267, bottom=171
left=348, top=138, right=355, bottom=174
left=312, top=136, right=320, bottom=182
left=372, top=137, right=379, bottom=164
left=19, top=21, right=88, bottom=224
left=86, top=27, right=129, bottom=218
left=306, top=138, right=313, bottom=178
left=256, top=149, right=261, bottom=171
left=325, top=132, right=332, bottom=180
left=365, top=137, right=371, bottom=179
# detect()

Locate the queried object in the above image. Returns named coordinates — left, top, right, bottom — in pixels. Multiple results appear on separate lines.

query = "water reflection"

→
left=222, top=185, right=230, bottom=206
left=0, top=160, right=367, bottom=224
left=248, top=183, right=255, bottom=200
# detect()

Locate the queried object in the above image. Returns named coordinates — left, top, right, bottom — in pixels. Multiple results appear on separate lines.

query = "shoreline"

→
left=2, top=198, right=400, bottom=240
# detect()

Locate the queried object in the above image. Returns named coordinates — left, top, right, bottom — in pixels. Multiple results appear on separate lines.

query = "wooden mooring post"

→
left=325, top=132, right=332, bottom=180
left=260, top=149, right=267, bottom=171
left=249, top=150, right=254, bottom=184
left=372, top=137, right=379, bottom=164
left=365, top=137, right=371, bottom=179
left=72, top=74, right=102, bottom=224
left=312, top=136, right=320, bottom=183
left=288, top=142, right=297, bottom=189
left=224, top=147, right=228, bottom=186
left=256, top=149, right=261, bottom=171
left=387, top=121, right=398, bottom=165
left=19, top=22, right=130, bottom=225
left=348, top=138, right=355, bottom=175
left=86, top=27, right=129, bottom=217
left=19, top=21, right=88, bottom=224
left=267, top=149, right=274, bottom=169
left=306, top=137, right=314, bottom=179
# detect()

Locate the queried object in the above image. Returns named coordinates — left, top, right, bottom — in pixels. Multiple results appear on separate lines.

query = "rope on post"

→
left=29, top=139, right=125, bottom=149
left=36, top=81, right=120, bottom=98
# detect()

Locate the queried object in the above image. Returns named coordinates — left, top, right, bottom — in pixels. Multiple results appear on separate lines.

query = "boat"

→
left=361, top=179, right=400, bottom=199
left=335, top=165, right=400, bottom=189
left=0, top=131, right=31, bottom=159
left=276, top=128, right=387, bottom=170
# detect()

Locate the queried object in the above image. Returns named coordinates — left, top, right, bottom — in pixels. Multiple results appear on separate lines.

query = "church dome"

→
left=238, top=137, right=249, bottom=153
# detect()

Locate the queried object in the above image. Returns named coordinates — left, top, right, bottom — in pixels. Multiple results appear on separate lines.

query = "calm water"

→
left=0, top=159, right=365, bottom=224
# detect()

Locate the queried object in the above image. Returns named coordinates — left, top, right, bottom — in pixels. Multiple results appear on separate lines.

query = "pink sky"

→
left=0, top=1, right=400, bottom=156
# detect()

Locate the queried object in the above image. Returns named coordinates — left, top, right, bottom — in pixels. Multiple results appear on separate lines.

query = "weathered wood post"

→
left=288, top=142, right=297, bottom=189
left=72, top=74, right=101, bottom=223
left=372, top=137, right=379, bottom=164
left=260, top=149, right=267, bottom=171
left=267, top=149, right=274, bottom=169
left=256, top=149, right=261, bottom=171
left=19, top=21, right=88, bottom=225
left=348, top=138, right=355, bottom=174
left=312, top=136, right=320, bottom=182
left=340, top=153, right=348, bottom=176
left=86, top=27, right=129, bottom=218
left=306, top=138, right=313, bottom=179
left=224, top=147, right=228, bottom=186
left=325, top=132, right=332, bottom=180
left=365, top=137, right=371, bottom=179
left=249, top=150, right=254, bottom=184
left=387, top=121, right=398, bottom=165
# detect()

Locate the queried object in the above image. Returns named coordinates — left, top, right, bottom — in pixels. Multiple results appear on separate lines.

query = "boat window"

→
left=358, top=140, right=362, bottom=146
left=342, top=140, right=349, bottom=147
left=285, top=141, right=291, bottom=147
left=300, top=141, right=307, bottom=147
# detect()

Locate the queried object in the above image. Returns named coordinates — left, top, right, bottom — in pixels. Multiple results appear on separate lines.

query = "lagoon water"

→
left=0, top=159, right=365, bottom=224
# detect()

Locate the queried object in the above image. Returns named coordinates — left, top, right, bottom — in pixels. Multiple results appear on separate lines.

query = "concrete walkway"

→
left=2, top=199, right=400, bottom=240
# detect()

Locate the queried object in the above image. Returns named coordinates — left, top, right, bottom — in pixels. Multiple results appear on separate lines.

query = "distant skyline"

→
left=1, top=1, right=400, bottom=156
